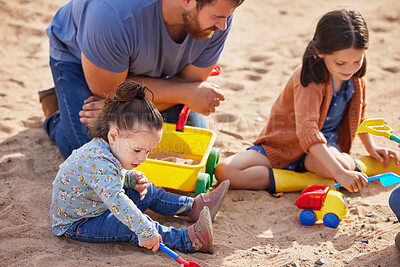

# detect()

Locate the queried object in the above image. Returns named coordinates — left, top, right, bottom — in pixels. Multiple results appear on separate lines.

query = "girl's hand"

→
left=134, top=171, right=149, bottom=200
left=335, top=170, right=368, bottom=192
left=367, top=145, right=400, bottom=168
left=139, top=234, right=162, bottom=252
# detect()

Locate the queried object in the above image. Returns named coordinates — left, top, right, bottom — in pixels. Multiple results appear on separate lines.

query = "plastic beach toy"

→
left=134, top=66, right=221, bottom=196
left=294, top=185, right=349, bottom=228
left=357, top=118, right=400, bottom=143
left=159, top=243, right=202, bottom=267
left=334, top=172, right=400, bottom=188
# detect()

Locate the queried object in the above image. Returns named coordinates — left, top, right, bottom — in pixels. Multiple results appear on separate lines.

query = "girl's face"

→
left=318, top=47, right=365, bottom=83
left=108, top=127, right=162, bottom=170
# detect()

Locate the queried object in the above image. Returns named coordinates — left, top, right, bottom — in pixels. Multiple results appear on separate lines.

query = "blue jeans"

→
left=247, top=145, right=307, bottom=172
left=63, top=183, right=195, bottom=253
left=45, top=58, right=207, bottom=158
left=389, top=184, right=400, bottom=221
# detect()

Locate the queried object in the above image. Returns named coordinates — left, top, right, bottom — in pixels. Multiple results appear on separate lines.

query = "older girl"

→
left=215, top=8, right=399, bottom=193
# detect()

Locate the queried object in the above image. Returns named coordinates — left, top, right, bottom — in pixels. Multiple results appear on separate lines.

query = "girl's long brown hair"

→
left=300, top=8, right=369, bottom=87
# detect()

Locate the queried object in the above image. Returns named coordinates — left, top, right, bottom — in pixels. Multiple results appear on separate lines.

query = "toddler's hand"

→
left=335, top=170, right=368, bottom=193
left=139, top=234, right=162, bottom=252
left=135, top=171, right=148, bottom=200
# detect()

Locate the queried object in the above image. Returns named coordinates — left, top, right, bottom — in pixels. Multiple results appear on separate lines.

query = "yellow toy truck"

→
left=294, top=185, right=349, bottom=228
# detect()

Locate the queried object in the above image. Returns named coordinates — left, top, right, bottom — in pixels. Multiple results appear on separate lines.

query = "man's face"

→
left=183, top=0, right=237, bottom=40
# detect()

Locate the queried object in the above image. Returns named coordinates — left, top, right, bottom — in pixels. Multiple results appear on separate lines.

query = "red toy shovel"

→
left=159, top=243, right=202, bottom=267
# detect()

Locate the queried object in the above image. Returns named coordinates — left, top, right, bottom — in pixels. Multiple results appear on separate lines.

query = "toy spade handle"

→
left=210, top=65, right=221, bottom=76
left=175, top=65, right=220, bottom=132
left=176, top=105, right=191, bottom=132
left=390, top=135, right=400, bottom=144
left=159, top=243, right=179, bottom=260
left=334, top=174, right=390, bottom=189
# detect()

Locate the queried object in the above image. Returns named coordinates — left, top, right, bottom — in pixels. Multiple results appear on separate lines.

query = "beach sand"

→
left=1, top=0, right=400, bottom=266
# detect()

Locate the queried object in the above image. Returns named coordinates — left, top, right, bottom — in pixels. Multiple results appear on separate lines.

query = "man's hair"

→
left=196, top=0, right=245, bottom=10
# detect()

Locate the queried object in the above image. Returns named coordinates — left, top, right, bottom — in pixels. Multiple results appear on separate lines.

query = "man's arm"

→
left=126, top=63, right=224, bottom=113
left=81, top=53, right=224, bottom=119
left=81, top=53, right=128, bottom=98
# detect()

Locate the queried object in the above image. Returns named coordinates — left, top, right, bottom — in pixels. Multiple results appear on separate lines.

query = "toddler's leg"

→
left=215, top=149, right=272, bottom=190
left=187, top=180, right=229, bottom=221
left=127, top=182, right=229, bottom=222
left=63, top=207, right=214, bottom=253
left=158, top=206, right=214, bottom=254
left=125, top=183, right=193, bottom=216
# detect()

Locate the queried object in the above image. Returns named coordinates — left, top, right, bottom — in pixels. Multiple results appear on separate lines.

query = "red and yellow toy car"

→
left=294, top=185, right=349, bottom=228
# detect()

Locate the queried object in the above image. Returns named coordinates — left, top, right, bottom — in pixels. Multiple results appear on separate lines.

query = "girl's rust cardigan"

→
left=254, top=66, right=368, bottom=168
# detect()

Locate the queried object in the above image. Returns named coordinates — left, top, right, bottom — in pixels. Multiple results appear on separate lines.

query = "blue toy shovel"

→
left=334, top=172, right=400, bottom=188
left=159, top=243, right=202, bottom=267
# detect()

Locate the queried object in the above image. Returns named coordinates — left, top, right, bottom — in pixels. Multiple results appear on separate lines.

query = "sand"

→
left=1, top=0, right=400, bottom=266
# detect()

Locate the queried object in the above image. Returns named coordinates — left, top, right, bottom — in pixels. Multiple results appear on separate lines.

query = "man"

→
left=40, top=0, right=244, bottom=158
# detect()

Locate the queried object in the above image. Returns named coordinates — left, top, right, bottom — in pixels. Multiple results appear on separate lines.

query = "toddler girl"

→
left=51, top=81, right=229, bottom=253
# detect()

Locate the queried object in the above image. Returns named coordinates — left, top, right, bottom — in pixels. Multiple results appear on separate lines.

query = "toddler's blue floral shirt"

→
left=50, top=138, right=157, bottom=242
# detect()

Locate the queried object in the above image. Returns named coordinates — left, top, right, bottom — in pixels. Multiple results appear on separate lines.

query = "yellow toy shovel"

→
left=357, top=118, right=400, bottom=143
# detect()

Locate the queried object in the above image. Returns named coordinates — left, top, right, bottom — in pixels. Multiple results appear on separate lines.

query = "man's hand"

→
left=134, top=171, right=149, bottom=200
left=186, top=81, right=225, bottom=115
left=79, top=95, right=105, bottom=127
left=139, top=234, right=162, bottom=252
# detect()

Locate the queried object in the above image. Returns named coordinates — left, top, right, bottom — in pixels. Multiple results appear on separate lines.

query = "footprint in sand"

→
left=213, top=113, right=238, bottom=123
left=253, top=68, right=268, bottom=74
left=371, top=26, right=388, bottom=33
left=0, top=124, right=12, bottom=134
left=222, top=82, right=244, bottom=92
left=382, top=66, right=399, bottom=73
left=384, top=15, right=399, bottom=23
left=254, top=96, right=271, bottom=102
left=249, top=55, right=269, bottom=62
left=22, top=116, right=43, bottom=129
left=246, top=74, right=262, bottom=81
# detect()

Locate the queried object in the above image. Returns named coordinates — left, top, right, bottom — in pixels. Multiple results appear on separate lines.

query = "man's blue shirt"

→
left=47, top=0, right=232, bottom=77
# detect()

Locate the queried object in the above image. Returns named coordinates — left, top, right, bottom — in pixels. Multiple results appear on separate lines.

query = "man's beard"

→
left=182, top=9, right=219, bottom=40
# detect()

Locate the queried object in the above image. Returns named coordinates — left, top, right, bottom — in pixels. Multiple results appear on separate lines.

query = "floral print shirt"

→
left=50, top=138, right=157, bottom=242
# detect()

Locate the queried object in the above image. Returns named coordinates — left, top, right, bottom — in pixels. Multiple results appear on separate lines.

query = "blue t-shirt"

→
left=46, top=0, right=232, bottom=77
left=321, top=78, right=355, bottom=150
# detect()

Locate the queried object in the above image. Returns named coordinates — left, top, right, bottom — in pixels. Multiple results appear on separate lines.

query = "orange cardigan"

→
left=254, top=66, right=368, bottom=168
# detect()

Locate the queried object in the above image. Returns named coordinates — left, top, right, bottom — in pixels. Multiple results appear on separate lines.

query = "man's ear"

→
left=108, top=127, right=119, bottom=144
left=182, top=0, right=195, bottom=8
